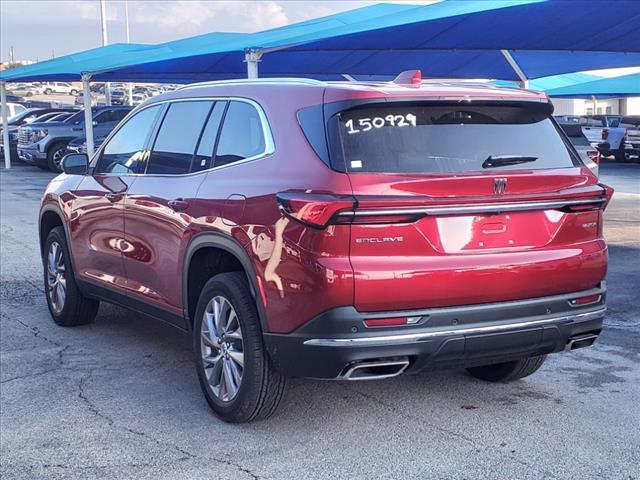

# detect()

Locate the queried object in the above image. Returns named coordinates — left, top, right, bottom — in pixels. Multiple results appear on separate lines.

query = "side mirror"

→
left=62, top=153, right=89, bottom=175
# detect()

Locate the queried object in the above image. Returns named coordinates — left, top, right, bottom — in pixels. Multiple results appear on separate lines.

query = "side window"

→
left=147, top=101, right=213, bottom=175
left=94, top=105, right=161, bottom=175
left=192, top=101, right=226, bottom=172
left=214, top=101, right=266, bottom=167
left=114, top=109, right=130, bottom=122
left=94, top=109, right=122, bottom=124
left=93, top=110, right=109, bottom=124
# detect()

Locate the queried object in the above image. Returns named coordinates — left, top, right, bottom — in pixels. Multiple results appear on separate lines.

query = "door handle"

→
left=168, top=198, right=189, bottom=212
left=105, top=192, right=123, bottom=203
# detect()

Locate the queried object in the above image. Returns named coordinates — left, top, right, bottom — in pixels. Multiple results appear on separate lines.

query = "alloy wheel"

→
left=52, top=148, right=66, bottom=171
left=46, top=241, right=67, bottom=314
left=200, top=296, right=244, bottom=402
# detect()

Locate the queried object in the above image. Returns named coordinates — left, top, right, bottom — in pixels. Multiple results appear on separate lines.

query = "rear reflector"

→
left=364, top=317, right=408, bottom=327
left=569, top=294, right=601, bottom=306
left=602, top=129, right=609, bottom=140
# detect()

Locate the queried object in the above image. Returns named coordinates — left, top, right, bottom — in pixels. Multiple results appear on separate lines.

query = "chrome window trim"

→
left=91, top=96, right=275, bottom=178
left=337, top=197, right=605, bottom=218
left=304, top=308, right=606, bottom=348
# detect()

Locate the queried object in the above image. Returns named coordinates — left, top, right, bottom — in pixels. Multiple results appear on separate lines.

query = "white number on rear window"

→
left=344, top=114, right=417, bottom=134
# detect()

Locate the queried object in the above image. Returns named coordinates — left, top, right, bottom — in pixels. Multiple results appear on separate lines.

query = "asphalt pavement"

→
left=1, top=160, right=638, bottom=480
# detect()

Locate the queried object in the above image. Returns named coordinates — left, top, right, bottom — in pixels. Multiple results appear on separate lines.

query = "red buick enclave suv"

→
left=39, top=75, right=612, bottom=422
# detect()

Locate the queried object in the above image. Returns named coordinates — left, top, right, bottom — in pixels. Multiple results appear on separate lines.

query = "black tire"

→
left=614, top=144, right=627, bottom=162
left=47, top=142, right=68, bottom=172
left=43, top=226, right=99, bottom=327
left=466, top=355, right=546, bottom=382
left=70, top=89, right=78, bottom=96
left=193, top=272, right=285, bottom=423
left=44, top=88, right=52, bottom=95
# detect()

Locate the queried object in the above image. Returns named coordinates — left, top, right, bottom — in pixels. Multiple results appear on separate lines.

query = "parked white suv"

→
left=43, top=82, right=78, bottom=96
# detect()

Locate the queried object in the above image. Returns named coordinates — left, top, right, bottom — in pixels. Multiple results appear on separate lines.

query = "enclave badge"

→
left=493, top=178, right=507, bottom=195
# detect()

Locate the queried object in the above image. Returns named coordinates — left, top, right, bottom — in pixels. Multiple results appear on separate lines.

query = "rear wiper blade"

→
left=482, top=155, right=538, bottom=168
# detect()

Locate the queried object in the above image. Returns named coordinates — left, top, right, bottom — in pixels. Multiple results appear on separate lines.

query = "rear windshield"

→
left=331, top=103, right=577, bottom=173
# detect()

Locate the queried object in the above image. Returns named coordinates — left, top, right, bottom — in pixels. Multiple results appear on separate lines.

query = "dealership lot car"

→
left=42, top=82, right=78, bottom=95
left=18, top=106, right=131, bottom=172
left=0, top=107, right=77, bottom=159
left=39, top=76, right=612, bottom=423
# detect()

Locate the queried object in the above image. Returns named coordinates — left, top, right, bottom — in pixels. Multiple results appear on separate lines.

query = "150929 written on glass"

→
left=344, top=113, right=417, bottom=134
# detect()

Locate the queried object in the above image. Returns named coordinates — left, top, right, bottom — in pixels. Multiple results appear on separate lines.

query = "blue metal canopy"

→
left=492, top=72, right=603, bottom=90
left=545, top=72, right=640, bottom=98
left=2, top=0, right=639, bottom=83
left=0, top=43, right=155, bottom=82
left=94, top=0, right=640, bottom=82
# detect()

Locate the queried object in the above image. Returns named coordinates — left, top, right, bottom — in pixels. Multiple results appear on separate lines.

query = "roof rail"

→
left=180, top=78, right=326, bottom=90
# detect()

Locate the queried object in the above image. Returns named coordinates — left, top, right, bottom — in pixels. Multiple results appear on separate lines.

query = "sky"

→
left=0, top=0, right=395, bottom=62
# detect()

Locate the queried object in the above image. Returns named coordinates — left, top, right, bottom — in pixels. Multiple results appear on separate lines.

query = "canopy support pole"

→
left=500, top=50, right=528, bottom=88
left=342, top=74, right=356, bottom=82
left=82, top=74, right=95, bottom=158
left=125, top=0, right=133, bottom=106
left=245, top=49, right=262, bottom=79
left=1, top=81, right=11, bottom=169
left=591, top=95, right=597, bottom=115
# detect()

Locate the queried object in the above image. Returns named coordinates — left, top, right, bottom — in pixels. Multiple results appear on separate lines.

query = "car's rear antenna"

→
left=392, top=70, right=422, bottom=87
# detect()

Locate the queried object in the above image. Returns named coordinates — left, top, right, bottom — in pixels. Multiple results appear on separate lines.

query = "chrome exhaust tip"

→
left=340, top=358, right=409, bottom=381
left=566, top=333, right=599, bottom=351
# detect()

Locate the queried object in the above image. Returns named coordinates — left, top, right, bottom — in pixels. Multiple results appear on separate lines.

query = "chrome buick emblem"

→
left=493, top=178, right=507, bottom=195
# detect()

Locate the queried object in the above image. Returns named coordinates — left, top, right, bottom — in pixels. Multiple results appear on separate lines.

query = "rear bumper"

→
left=264, top=284, right=606, bottom=379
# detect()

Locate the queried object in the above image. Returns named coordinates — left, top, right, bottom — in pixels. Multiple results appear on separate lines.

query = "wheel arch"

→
left=39, top=204, right=79, bottom=273
left=39, top=205, right=65, bottom=255
left=183, top=232, right=269, bottom=333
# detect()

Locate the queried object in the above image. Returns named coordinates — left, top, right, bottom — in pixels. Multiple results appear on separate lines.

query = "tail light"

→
left=602, top=129, right=609, bottom=140
left=277, top=192, right=423, bottom=228
left=276, top=192, right=355, bottom=229
left=586, top=150, right=600, bottom=165
left=599, top=183, right=615, bottom=210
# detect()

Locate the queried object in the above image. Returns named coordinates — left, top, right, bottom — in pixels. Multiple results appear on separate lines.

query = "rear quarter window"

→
left=214, top=101, right=266, bottom=168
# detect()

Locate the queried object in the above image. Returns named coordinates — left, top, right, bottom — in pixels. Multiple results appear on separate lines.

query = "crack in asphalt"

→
left=2, top=272, right=262, bottom=479
left=6, top=314, right=63, bottom=348
left=1, top=345, right=70, bottom=385
left=351, top=387, right=563, bottom=480
left=77, top=368, right=261, bottom=479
